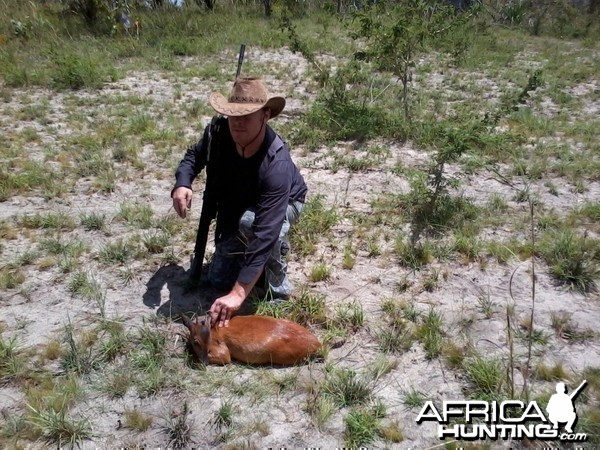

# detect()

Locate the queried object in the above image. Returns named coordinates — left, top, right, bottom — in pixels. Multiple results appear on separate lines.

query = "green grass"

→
left=211, top=399, right=235, bottom=431
left=162, top=401, right=192, bottom=449
left=0, top=3, right=599, bottom=448
left=344, top=407, right=381, bottom=448
left=463, top=355, right=504, bottom=401
left=79, top=212, right=107, bottom=231
left=116, top=202, right=154, bottom=229
left=99, top=239, right=138, bottom=265
left=538, top=229, right=599, bottom=292
left=25, top=405, right=92, bottom=449
left=309, top=261, right=331, bottom=282
left=416, top=308, right=445, bottom=359
left=124, top=408, right=153, bottom=431
left=289, top=195, right=337, bottom=257
left=320, top=365, right=374, bottom=408
left=403, top=387, right=427, bottom=409
left=0, top=335, right=29, bottom=384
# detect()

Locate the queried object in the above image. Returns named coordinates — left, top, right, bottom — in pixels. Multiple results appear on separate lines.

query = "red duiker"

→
left=181, top=313, right=320, bottom=365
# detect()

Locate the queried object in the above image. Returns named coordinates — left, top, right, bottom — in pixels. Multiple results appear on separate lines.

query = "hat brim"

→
left=209, top=92, right=285, bottom=118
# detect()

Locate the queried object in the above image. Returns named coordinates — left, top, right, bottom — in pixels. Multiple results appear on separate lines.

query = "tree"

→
left=351, top=0, right=470, bottom=121
left=263, top=0, right=273, bottom=17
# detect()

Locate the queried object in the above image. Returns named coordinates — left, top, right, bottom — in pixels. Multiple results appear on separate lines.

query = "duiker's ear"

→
left=200, top=315, right=211, bottom=341
left=181, top=314, right=194, bottom=331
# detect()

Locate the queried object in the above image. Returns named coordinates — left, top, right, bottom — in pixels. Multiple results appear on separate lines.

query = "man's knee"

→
left=239, top=209, right=255, bottom=239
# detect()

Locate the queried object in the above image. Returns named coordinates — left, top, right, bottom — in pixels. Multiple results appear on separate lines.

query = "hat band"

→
left=228, top=95, right=266, bottom=103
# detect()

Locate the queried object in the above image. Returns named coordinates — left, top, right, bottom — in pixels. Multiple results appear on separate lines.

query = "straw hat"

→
left=209, top=77, right=285, bottom=118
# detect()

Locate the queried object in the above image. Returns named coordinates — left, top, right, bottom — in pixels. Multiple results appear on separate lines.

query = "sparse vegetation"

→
left=0, top=1, right=598, bottom=448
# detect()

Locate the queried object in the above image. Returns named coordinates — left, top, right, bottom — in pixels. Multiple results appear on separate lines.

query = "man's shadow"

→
left=142, top=263, right=219, bottom=319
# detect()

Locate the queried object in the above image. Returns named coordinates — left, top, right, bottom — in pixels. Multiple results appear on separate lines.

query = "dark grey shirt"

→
left=173, top=119, right=307, bottom=284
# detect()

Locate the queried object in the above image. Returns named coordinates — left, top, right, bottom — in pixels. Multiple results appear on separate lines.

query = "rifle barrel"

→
left=569, top=380, right=587, bottom=400
left=235, top=44, right=246, bottom=79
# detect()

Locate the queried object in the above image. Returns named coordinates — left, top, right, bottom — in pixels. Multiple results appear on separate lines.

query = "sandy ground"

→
left=1, top=46, right=599, bottom=449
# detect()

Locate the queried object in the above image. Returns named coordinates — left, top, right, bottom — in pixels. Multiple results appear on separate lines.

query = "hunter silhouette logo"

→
left=546, top=380, right=586, bottom=434
left=416, top=380, right=588, bottom=442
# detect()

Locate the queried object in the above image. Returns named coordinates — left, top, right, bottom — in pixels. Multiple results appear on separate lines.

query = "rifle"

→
left=569, top=380, right=587, bottom=401
left=188, top=44, right=246, bottom=285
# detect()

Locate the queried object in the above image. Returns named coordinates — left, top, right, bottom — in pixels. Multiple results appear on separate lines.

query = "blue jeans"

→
left=208, top=201, right=304, bottom=299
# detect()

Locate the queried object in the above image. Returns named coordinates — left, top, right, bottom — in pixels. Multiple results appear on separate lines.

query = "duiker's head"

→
left=181, top=313, right=211, bottom=364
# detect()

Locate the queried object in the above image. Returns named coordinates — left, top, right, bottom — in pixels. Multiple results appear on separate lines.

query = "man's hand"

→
left=172, top=187, right=193, bottom=218
left=209, top=291, right=245, bottom=328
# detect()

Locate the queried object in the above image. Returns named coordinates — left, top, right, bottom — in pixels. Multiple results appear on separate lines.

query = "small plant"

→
left=403, top=387, right=426, bottom=409
left=142, top=231, right=170, bottom=254
left=394, top=235, right=432, bottom=269
left=309, top=262, right=331, bottom=282
left=39, top=238, right=86, bottom=258
left=533, top=362, right=569, bottom=381
left=212, top=399, right=235, bottom=431
left=538, top=229, right=598, bottom=293
left=379, top=420, right=404, bottom=443
left=344, top=407, right=380, bottom=448
left=329, top=301, right=364, bottom=334
left=422, top=269, right=440, bottom=292
left=289, top=195, right=337, bottom=257
left=320, top=365, right=373, bottom=408
left=163, top=401, right=193, bottom=449
left=68, top=271, right=102, bottom=299
left=61, top=324, right=99, bottom=375
left=476, top=289, right=496, bottom=319
left=0, top=266, right=26, bottom=290
left=80, top=212, right=107, bottom=231
left=117, top=202, right=154, bottom=229
left=368, top=355, right=398, bottom=382
left=50, top=49, right=117, bottom=90
left=20, top=212, right=75, bottom=230
left=549, top=311, right=595, bottom=342
left=416, top=308, right=444, bottom=359
left=443, top=340, right=468, bottom=370
left=0, top=335, right=28, bottom=384
left=26, top=405, right=92, bottom=449
left=516, top=316, right=551, bottom=345
left=279, top=289, right=327, bottom=327
left=306, top=394, right=336, bottom=430
left=103, top=367, right=133, bottom=398
left=124, top=408, right=153, bottom=431
left=366, top=234, right=381, bottom=257
left=99, top=239, right=136, bottom=265
left=463, top=355, right=504, bottom=401
left=342, top=242, right=356, bottom=270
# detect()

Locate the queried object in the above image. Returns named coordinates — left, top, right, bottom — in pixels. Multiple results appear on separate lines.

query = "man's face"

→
left=228, top=108, right=270, bottom=147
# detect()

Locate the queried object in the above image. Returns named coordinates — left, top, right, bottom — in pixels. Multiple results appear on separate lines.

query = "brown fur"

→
left=181, top=313, right=320, bottom=366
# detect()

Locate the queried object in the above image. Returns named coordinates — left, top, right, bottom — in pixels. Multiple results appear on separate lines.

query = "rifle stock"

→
left=188, top=199, right=216, bottom=284
left=187, top=44, right=246, bottom=286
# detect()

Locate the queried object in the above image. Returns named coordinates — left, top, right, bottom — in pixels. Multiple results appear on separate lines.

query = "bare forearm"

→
left=210, top=269, right=263, bottom=327
left=231, top=270, right=263, bottom=301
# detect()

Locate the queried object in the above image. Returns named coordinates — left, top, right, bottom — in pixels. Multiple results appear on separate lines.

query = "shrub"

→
left=538, top=229, right=599, bottom=293
left=50, top=49, right=117, bottom=90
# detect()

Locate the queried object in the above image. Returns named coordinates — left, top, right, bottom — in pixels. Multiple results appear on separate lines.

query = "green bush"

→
left=50, top=49, right=117, bottom=90
left=539, top=229, right=599, bottom=293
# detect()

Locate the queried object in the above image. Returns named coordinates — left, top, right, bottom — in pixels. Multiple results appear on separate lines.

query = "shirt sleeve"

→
left=171, top=124, right=210, bottom=196
left=237, top=160, right=292, bottom=284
